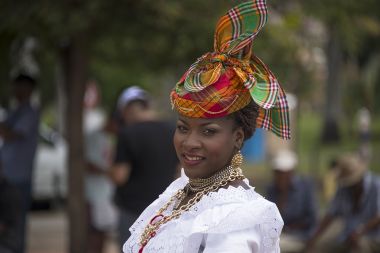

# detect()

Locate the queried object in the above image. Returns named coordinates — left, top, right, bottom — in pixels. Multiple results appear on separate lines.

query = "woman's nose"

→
left=182, top=132, right=202, bottom=150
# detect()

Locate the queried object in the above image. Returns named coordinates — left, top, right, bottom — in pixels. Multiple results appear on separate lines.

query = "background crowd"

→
left=0, top=0, right=379, bottom=253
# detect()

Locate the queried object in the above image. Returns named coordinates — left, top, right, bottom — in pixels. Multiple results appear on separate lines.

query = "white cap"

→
left=271, top=150, right=298, bottom=172
left=117, top=86, right=149, bottom=111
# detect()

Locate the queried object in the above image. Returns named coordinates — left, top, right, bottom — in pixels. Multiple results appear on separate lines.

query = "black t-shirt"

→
left=114, top=120, right=178, bottom=214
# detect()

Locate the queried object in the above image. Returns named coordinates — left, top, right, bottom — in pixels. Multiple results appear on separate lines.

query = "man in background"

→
left=0, top=74, right=40, bottom=253
left=266, top=150, right=317, bottom=253
left=0, top=172, right=21, bottom=253
left=306, top=153, right=380, bottom=253
left=109, top=86, right=178, bottom=248
left=84, top=112, right=119, bottom=253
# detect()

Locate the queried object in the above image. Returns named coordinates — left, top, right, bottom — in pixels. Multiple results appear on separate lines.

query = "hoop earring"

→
left=231, top=150, right=244, bottom=168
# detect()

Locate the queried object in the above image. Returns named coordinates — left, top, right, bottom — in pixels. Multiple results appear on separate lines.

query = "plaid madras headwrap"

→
left=170, top=0, right=291, bottom=140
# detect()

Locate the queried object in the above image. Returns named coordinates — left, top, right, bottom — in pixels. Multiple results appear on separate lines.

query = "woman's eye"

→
left=177, top=125, right=188, bottom=133
left=203, top=128, right=216, bottom=136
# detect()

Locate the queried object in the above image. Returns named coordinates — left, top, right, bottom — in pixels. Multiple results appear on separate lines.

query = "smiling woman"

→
left=122, top=1, right=291, bottom=252
left=174, top=115, right=244, bottom=179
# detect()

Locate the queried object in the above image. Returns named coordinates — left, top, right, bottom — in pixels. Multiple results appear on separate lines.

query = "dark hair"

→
left=12, top=74, right=37, bottom=88
left=231, top=100, right=259, bottom=141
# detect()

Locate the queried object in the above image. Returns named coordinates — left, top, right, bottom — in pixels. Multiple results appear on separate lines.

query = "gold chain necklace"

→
left=138, top=167, right=244, bottom=252
left=187, top=165, right=234, bottom=192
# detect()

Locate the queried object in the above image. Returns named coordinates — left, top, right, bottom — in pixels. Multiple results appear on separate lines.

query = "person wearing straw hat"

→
left=306, top=153, right=380, bottom=253
left=122, top=0, right=291, bottom=252
left=266, top=150, right=317, bottom=253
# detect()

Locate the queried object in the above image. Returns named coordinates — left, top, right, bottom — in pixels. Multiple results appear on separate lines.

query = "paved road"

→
left=27, top=210, right=119, bottom=253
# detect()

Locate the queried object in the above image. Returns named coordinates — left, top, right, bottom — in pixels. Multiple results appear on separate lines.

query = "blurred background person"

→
left=322, top=158, right=338, bottom=202
left=0, top=74, right=40, bottom=253
left=266, top=149, right=317, bottom=253
left=84, top=111, right=120, bottom=253
left=0, top=171, right=21, bottom=253
left=357, top=107, right=372, bottom=161
left=109, top=86, right=179, bottom=249
left=306, top=153, right=380, bottom=253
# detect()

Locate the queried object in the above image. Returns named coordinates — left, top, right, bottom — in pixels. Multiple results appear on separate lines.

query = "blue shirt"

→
left=266, top=175, right=317, bottom=239
left=0, top=103, right=39, bottom=183
left=327, top=172, right=380, bottom=241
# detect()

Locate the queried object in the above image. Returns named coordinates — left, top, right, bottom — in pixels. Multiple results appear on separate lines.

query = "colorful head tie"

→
left=170, top=0, right=290, bottom=139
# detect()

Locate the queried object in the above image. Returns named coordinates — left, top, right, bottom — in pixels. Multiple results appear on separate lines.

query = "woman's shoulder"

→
left=188, top=182, right=283, bottom=231
left=161, top=175, right=187, bottom=196
left=182, top=184, right=283, bottom=250
left=194, top=179, right=276, bottom=209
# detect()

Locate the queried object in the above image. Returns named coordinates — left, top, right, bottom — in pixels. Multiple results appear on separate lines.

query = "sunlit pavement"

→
left=27, top=210, right=119, bottom=253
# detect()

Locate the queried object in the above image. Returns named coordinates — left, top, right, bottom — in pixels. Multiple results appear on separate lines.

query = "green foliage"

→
left=0, top=0, right=379, bottom=116
left=302, top=0, right=380, bottom=53
left=0, top=0, right=233, bottom=107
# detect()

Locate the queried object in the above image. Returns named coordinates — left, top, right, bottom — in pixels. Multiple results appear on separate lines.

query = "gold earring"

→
left=231, top=150, right=243, bottom=168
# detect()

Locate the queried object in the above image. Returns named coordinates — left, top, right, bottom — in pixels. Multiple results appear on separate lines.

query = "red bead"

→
left=149, top=214, right=164, bottom=225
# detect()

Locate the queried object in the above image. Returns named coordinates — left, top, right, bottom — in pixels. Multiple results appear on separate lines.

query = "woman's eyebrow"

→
left=178, top=117, right=220, bottom=127
left=200, top=122, right=218, bottom=127
left=177, top=118, right=188, bottom=125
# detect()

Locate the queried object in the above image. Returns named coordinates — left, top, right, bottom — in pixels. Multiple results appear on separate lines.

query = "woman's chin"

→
left=183, top=167, right=203, bottom=179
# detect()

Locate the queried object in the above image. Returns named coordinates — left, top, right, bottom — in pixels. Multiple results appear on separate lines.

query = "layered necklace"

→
left=138, top=163, right=245, bottom=252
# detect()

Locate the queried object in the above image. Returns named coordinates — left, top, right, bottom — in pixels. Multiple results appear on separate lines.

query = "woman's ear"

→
left=234, top=127, right=244, bottom=150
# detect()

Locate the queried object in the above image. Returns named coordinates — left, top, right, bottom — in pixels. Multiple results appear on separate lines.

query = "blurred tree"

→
left=0, top=32, right=14, bottom=108
left=301, top=0, right=380, bottom=143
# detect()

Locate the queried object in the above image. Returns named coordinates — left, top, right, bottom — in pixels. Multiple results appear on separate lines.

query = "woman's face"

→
left=173, top=115, right=244, bottom=179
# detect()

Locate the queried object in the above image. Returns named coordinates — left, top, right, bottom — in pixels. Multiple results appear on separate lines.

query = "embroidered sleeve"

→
left=188, top=191, right=283, bottom=253
left=202, top=228, right=260, bottom=253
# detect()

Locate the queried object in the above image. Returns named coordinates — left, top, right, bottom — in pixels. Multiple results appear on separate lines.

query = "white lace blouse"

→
left=123, top=171, right=283, bottom=253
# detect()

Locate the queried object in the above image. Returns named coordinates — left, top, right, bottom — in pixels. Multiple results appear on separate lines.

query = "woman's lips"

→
left=182, top=153, right=205, bottom=166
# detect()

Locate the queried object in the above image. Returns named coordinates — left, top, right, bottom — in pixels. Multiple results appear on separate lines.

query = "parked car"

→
left=32, top=108, right=105, bottom=204
left=32, top=125, right=67, bottom=203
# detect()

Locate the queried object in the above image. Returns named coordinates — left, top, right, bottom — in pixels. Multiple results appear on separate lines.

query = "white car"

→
left=32, top=125, right=67, bottom=202
left=32, top=109, right=105, bottom=203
